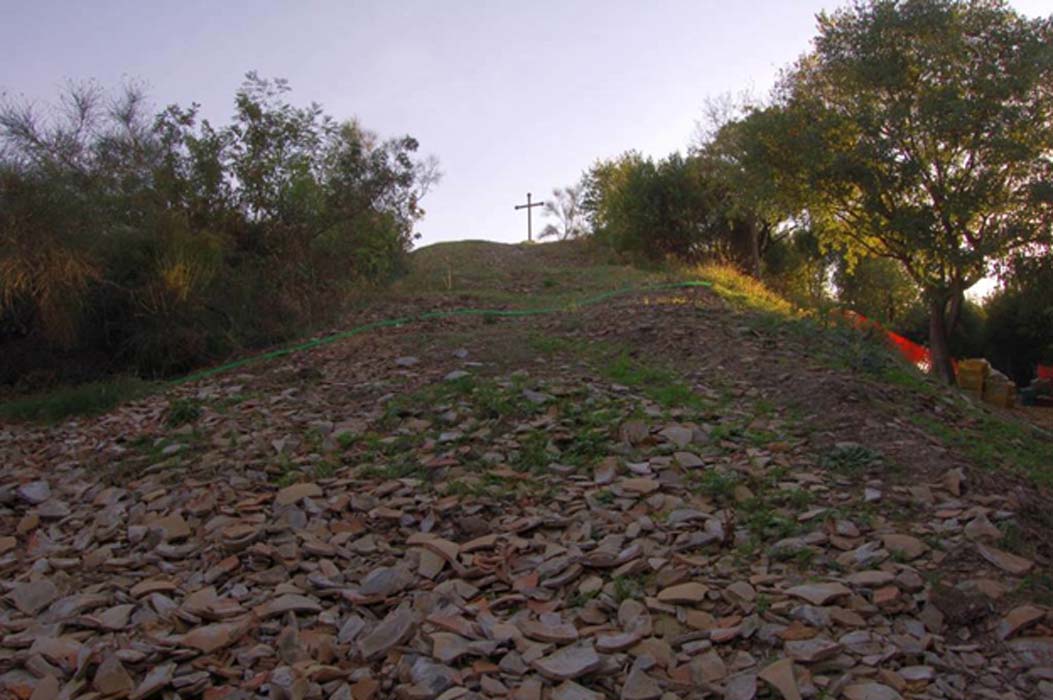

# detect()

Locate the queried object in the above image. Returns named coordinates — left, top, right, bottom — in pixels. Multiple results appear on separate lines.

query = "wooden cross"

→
left=514, top=192, right=545, bottom=242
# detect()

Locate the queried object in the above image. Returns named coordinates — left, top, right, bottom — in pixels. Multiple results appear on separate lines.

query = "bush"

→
left=582, top=151, right=761, bottom=266
left=0, top=75, right=438, bottom=385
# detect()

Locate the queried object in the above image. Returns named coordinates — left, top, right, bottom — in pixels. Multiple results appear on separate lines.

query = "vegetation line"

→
left=172, top=281, right=712, bottom=386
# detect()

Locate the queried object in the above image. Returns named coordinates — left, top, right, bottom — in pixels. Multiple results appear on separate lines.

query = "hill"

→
left=1, top=240, right=1052, bottom=699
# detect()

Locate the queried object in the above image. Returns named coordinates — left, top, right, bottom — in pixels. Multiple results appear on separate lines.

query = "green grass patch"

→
left=818, top=443, right=884, bottom=475
left=165, top=398, right=203, bottom=427
left=602, top=353, right=706, bottom=410
left=0, top=377, right=155, bottom=423
left=911, top=410, right=1053, bottom=487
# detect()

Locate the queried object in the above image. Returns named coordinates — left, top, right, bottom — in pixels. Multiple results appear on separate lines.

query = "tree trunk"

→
left=928, top=297, right=957, bottom=384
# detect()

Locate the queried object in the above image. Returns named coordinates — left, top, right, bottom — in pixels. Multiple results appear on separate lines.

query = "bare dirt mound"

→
left=1, top=241, right=1051, bottom=700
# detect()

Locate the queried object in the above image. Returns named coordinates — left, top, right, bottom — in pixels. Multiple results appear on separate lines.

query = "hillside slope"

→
left=2, top=240, right=1052, bottom=699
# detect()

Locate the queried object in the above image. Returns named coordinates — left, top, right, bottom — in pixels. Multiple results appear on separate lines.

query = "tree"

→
left=753, top=0, right=1053, bottom=382
left=539, top=185, right=588, bottom=241
left=0, top=75, right=439, bottom=382
left=835, top=256, right=919, bottom=327
left=984, top=254, right=1053, bottom=384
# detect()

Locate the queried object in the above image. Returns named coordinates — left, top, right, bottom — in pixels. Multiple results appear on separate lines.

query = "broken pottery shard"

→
left=275, top=482, right=323, bottom=506
left=17, top=481, right=51, bottom=505
left=93, top=653, right=134, bottom=695
left=842, top=683, right=903, bottom=700
left=519, top=618, right=579, bottom=644
left=977, top=543, right=1033, bottom=576
left=130, top=662, right=175, bottom=700
left=255, top=594, right=322, bottom=618
left=724, top=672, right=757, bottom=700
left=149, top=513, right=191, bottom=541
left=657, top=582, right=708, bottom=604
left=553, top=681, right=605, bottom=700
left=997, top=605, right=1046, bottom=640
left=758, top=658, right=801, bottom=700
left=359, top=607, right=418, bottom=660
left=785, top=582, right=851, bottom=606
left=531, top=643, right=602, bottom=681
left=181, top=620, right=246, bottom=653
left=880, top=534, right=927, bottom=560
left=11, top=579, right=58, bottom=616
left=784, top=637, right=843, bottom=663
left=621, top=665, right=662, bottom=700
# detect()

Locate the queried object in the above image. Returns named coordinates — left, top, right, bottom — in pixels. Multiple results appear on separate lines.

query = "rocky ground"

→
left=2, top=243, right=1052, bottom=700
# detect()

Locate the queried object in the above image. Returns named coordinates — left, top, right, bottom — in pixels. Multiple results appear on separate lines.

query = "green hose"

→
left=171, top=280, right=712, bottom=386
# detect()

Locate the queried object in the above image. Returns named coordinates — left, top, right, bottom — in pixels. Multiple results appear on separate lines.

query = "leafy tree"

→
left=984, top=254, right=1053, bottom=384
left=540, top=185, right=588, bottom=241
left=748, top=0, right=1053, bottom=382
left=581, top=150, right=769, bottom=266
left=835, top=256, right=919, bottom=327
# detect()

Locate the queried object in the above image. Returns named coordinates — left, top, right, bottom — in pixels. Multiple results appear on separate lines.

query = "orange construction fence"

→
left=838, top=310, right=937, bottom=370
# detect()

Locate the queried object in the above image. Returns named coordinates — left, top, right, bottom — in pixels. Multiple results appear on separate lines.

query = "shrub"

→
left=0, top=74, right=439, bottom=385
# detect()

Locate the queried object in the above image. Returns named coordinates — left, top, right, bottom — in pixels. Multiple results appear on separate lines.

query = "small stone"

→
left=785, top=582, right=851, bottom=606
left=553, top=681, right=604, bottom=700
left=674, top=452, right=704, bottom=468
left=784, top=637, right=842, bottom=663
left=130, top=663, right=175, bottom=700
left=10, top=579, right=58, bottom=615
left=758, top=658, right=801, bottom=700
left=997, top=605, right=1046, bottom=640
left=94, top=654, right=134, bottom=695
left=182, top=620, right=246, bottom=653
left=359, top=607, right=418, bottom=660
left=657, top=582, right=708, bottom=604
left=725, top=672, right=757, bottom=700
left=532, top=643, right=602, bottom=681
left=444, top=370, right=470, bottom=381
left=520, top=618, right=579, bottom=644
left=29, top=676, right=59, bottom=700
left=395, top=356, right=419, bottom=367
left=275, top=482, right=323, bottom=506
left=659, top=425, right=693, bottom=448
left=621, top=665, right=662, bottom=700
left=846, top=571, right=895, bottom=587
left=881, top=534, right=927, bottom=560
left=964, top=514, right=1002, bottom=541
left=149, top=513, right=191, bottom=541
left=842, top=683, right=903, bottom=700
left=725, top=581, right=756, bottom=604
left=17, top=481, right=50, bottom=505
left=256, top=594, right=322, bottom=618
left=977, top=543, right=1033, bottom=575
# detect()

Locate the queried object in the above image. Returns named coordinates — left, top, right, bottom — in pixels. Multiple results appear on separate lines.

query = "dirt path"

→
left=1, top=242, right=1051, bottom=700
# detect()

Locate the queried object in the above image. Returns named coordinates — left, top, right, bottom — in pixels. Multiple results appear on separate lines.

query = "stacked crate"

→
left=956, top=358, right=1016, bottom=408
left=956, top=359, right=988, bottom=403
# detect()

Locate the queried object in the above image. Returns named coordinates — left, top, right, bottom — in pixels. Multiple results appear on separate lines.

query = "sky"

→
left=2, top=0, right=1049, bottom=262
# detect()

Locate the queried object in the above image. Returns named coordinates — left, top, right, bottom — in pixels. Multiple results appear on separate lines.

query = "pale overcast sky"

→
left=3, top=0, right=1049, bottom=250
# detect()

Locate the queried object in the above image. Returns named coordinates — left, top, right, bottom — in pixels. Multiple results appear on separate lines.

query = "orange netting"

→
left=838, top=310, right=938, bottom=370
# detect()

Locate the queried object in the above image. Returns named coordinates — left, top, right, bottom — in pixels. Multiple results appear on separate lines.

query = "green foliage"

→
left=984, top=256, right=1053, bottom=385
left=731, top=0, right=1053, bottom=380
left=582, top=151, right=761, bottom=266
left=835, top=256, right=919, bottom=327
left=818, top=443, right=883, bottom=475
left=911, top=409, right=1053, bottom=487
left=0, top=377, right=153, bottom=423
left=0, top=74, right=438, bottom=384
left=165, top=398, right=202, bottom=427
left=602, top=353, right=706, bottom=409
